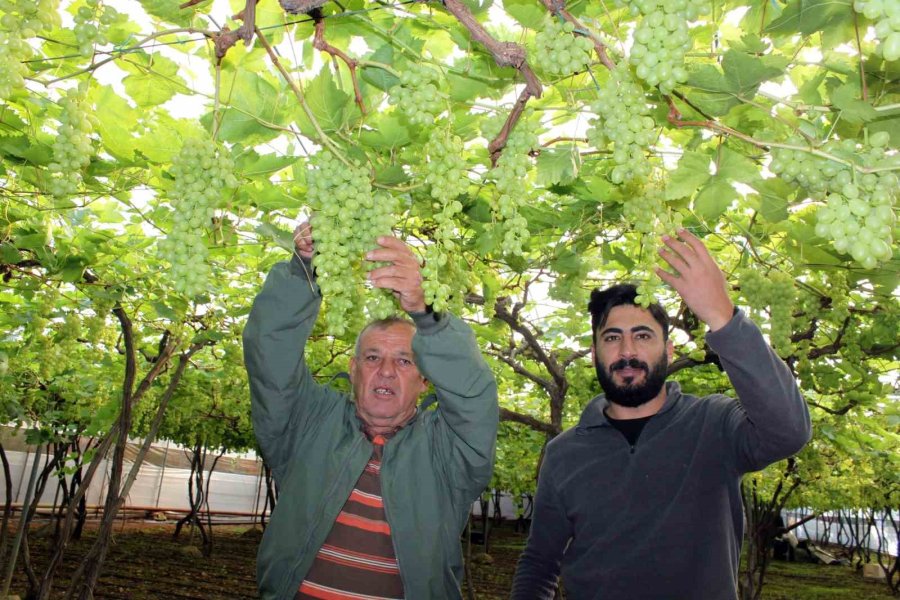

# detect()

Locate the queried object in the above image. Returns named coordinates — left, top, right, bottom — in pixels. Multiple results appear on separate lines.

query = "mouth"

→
left=373, top=386, right=396, bottom=397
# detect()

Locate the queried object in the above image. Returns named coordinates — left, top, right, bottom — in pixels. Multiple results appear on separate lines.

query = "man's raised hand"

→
left=366, top=236, right=427, bottom=314
left=293, top=221, right=314, bottom=261
left=655, top=229, right=734, bottom=332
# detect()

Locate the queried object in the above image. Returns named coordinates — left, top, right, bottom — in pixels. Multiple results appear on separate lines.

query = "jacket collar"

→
left=576, top=381, right=683, bottom=430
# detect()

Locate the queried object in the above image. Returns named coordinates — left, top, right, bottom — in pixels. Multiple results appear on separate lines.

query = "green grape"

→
left=531, top=18, right=594, bottom=78
left=588, top=64, right=656, bottom=184
left=738, top=268, right=795, bottom=357
left=487, top=124, right=537, bottom=256
left=620, top=184, right=680, bottom=306
left=306, top=152, right=400, bottom=334
left=622, top=0, right=706, bottom=93
left=72, top=0, right=123, bottom=57
left=421, top=129, right=469, bottom=311
left=158, top=137, right=238, bottom=298
left=0, top=0, right=60, bottom=99
left=853, top=0, right=900, bottom=61
left=771, top=135, right=896, bottom=269
left=388, top=64, right=446, bottom=126
left=48, top=87, right=97, bottom=198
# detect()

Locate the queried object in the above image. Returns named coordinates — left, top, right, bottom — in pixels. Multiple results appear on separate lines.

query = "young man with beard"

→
left=244, top=222, right=498, bottom=599
left=510, top=230, right=811, bottom=600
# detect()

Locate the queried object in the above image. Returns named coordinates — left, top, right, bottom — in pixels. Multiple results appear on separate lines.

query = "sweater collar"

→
left=577, top=381, right=683, bottom=430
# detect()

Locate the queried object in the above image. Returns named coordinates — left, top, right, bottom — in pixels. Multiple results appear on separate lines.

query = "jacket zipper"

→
left=277, top=433, right=366, bottom=599
left=380, top=439, right=410, bottom=597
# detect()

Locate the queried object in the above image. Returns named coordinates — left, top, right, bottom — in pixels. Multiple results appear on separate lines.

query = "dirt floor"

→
left=6, top=519, right=896, bottom=599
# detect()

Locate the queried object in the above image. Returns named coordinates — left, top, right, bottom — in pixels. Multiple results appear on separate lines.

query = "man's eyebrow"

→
left=600, top=325, right=656, bottom=336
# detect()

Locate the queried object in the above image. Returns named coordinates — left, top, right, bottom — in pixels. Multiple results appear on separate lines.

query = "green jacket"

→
left=242, top=257, right=499, bottom=599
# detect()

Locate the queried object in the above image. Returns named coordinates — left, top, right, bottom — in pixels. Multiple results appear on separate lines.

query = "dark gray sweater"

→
left=510, top=310, right=811, bottom=600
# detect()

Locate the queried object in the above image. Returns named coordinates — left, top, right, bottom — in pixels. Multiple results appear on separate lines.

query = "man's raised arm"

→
left=656, top=229, right=812, bottom=471
left=243, top=223, right=341, bottom=477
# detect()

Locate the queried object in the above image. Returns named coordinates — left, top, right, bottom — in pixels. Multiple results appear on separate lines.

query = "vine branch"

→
left=312, top=10, right=367, bottom=114
left=435, top=0, right=543, bottom=163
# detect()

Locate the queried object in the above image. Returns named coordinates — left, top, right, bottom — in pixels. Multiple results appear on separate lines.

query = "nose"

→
left=619, top=337, right=637, bottom=359
left=378, top=359, right=397, bottom=378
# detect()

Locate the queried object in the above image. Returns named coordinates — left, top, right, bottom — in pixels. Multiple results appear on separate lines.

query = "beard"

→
left=595, top=351, right=669, bottom=409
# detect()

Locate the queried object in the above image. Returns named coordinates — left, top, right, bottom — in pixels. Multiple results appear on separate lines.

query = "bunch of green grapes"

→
left=489, top=125, right=537, bottom=256
left=48, top=87, right=96, bottom=198
left=532, top=18, right=594, bottom=77
left=738, top=268, right=795, bottom=357
left=622, top=0, right=705, bottom=93
left=421, top=129, right=469, bottom=311
left=620, top=185, right=682, bottom=306
left=0, top=0, right=60, bottom=100
left=853, top=0, right=900, bottom=61
left=388, top=64, right=445, bottom=126
left=588, top=65, right=656, bottom=184
left=307, top=152, right=398, bottom=335
left=158, top=137, right=237, bottom=298
left=769, top=133, right=896, bottom=269
left=72, top=0, right=124, bottom=57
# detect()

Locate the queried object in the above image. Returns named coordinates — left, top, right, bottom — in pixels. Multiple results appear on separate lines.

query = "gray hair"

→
left=354, top=316, right=416, bottom=356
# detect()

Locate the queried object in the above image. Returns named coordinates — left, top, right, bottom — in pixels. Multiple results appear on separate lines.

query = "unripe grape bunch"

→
left=388, top=64, right=445, bottom=126
left=620, top=184, right=682, bottom=307
left=588, top=65, right=656, bottom=184
left=306, top=152, right=398, bottom=336
left=853, top=0, right=900, bottom=62
left=622, top=0, right=705, bottom=93
left=532, top=18, right=594, bottom=77
left=769, top=132, right=897, bottom=269
left=738, top=268, right=795, bottom=358
left=488, top=124, right=537, bottom=256
left=72, top=0, right=124, bottom=57
left=421, top=129, right=469, bottom=311
left=48, top=87, right=96, bottom=198
left=0, top=0, right=60, bottom=100
left=158, top=137, right=237, bottom=297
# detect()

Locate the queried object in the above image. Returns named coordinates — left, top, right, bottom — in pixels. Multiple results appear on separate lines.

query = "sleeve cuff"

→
left=289, top=254, right=317, bottom=284
left=409, top=308, right=447, bottom=335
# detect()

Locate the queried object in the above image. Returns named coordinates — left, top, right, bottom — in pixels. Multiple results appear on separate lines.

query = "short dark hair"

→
left=354, top=316, right=416, bottom=356
left=588, top=284, right=669, bottom=343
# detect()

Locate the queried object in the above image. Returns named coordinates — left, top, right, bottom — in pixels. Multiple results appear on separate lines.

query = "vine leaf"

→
left=764, top=0, right=852, bottom=37
left=296, top=70, right=352, bottom=135
left=536, top=146, right=580, bottom=186
left=694, top=179, right=738, bottom=221
left=666, top=151, right=711, bottom=200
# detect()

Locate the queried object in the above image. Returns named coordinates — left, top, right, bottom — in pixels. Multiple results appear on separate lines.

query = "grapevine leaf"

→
left=666, top=151, right=711, bottom=200
left=90, top=87, right=139, bottom=162
left=754, top=178, right=794, bottom=223
left=536, top=146, right=580, bottom=186
left=296, top=70, right=352, bottom=135
left=716, top=147, right=760, bottom=184
left=723, top=50, right=786, bottom=97
left=504, top=0, right=546, bottom=29
left=686, top=65, right=741, bottom=116
left=255, top=223, right=294, bottom=253
left=139, top=0, right=203, bottom=26
left=235, top=152, right=299, bottom=177
left=120, top=52, right=185, bottom=108
left=764, top=0, right=852, bottom=36
left=359, top=115, right=411, bottom=148
left=694, top=179, right=737, bottom=220
left=361, top=45, right=400, bottom=92
left=830, top=83, right=878, bottom=124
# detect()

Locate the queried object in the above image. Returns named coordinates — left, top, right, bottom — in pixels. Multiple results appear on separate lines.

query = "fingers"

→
left=366, top=236, right=420, bottom=267
left=293, top=221, right=314, bottom=259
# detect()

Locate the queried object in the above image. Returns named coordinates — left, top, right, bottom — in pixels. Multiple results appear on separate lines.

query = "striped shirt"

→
left=297, top=435, right=404, bottom=600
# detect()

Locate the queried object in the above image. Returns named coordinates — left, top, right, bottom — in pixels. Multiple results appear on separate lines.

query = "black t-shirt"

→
left=604, top=412, right=653, bottom=446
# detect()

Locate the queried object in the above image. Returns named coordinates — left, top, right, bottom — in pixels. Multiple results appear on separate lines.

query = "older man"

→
left=511, top=230, right=811, bottom=600
left=243, top=222, right=498, bottom=599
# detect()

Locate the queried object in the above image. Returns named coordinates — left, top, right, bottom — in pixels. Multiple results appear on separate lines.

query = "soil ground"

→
left=6, top=519, right=895, bottom=599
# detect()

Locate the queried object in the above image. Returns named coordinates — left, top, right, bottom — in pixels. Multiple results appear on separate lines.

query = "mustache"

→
left=609, top=358, right=648, bottom=372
